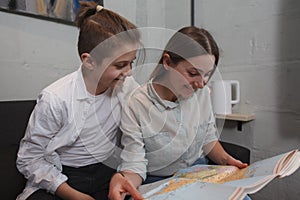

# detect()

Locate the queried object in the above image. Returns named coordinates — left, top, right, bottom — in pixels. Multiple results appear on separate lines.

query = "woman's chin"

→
left=178, top=91, right=194, bottom=100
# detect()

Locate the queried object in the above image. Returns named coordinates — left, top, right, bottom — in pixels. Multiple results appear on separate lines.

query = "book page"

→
left=223, top=150, right=299, bottom=193
left=284, top=152, right=300, bottom=176
left=224, top=174, right=277, bottom=194
left=275, top=151, right=300, bottom=177
left=174, top=165, right=244, bottom=183
left=138, top=149, right=299, bottom=199
left=142, top=178, right=244, bottom=200
left=243, top=150, right=297, bottom=178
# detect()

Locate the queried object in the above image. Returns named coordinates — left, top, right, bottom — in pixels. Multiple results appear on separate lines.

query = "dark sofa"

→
left=0, top=100, right=36, bottom=200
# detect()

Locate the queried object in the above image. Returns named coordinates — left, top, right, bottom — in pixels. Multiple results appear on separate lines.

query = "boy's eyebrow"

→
left=115, top=56, right=136, bottom=63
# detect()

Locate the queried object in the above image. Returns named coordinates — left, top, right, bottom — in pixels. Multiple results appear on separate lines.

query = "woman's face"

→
left=166, top=54, right=215, bottom=100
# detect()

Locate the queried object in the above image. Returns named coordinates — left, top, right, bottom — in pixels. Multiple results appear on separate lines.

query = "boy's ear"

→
left=81, top=53, right=95, bottom=70
left=162, top=53, right=171, bottom=70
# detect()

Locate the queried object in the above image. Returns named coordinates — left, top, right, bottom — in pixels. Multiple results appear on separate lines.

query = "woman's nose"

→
left=193, top=76, right=205, bottom=89
left=193, top=81, right=204, bottom=89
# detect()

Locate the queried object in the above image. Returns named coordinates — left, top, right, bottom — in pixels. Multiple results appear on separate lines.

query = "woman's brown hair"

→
left=150, top=26, right=219, bottom=80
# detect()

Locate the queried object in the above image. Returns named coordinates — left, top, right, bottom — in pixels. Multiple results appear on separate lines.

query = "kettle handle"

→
left=230, top=80, right=240, bottom=104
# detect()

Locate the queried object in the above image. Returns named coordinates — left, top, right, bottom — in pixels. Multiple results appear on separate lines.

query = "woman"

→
left=109, top=26, right=248, bottom=200
left=16, top=2, right=141, bottom=200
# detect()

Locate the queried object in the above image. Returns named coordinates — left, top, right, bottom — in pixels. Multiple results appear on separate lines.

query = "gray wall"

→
left=105, top=0, right=190, bottom=30
left=0, top=0, right=190, bottom=100
left=105, top=0, right=191, bottom=84
left=195, top=0, right=300, bottom=199
left=0, top=11, right=80, bottom=101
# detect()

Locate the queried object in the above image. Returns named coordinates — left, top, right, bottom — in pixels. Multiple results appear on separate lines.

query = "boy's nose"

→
left=125, top=68, right=132, bottom=76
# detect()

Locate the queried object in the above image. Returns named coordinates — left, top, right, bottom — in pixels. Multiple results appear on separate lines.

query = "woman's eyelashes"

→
left=114, top=59, right=136, bottom=69
left=188, top=69, right=212, bottom=79
left=188, top=72, right=198, bottom=77
left=114, top=61, right=131, bottom=69
left=188, top=70, right=200, bottom=77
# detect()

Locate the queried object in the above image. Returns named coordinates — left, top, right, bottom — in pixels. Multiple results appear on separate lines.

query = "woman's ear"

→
left=162, top=53, right=171, bottom=70
left=81, top=53, right=95, bottom=70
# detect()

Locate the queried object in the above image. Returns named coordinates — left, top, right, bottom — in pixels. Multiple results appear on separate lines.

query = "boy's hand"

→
left=109, top=172, right=144, bottom=200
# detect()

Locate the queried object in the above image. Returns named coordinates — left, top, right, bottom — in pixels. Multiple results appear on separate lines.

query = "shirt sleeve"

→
left=16, top=91, right=68, bottom=194
left=202, top=87, right=219, bottom=145
left=203, top=112, right=219, bottom=145
left=119, top=94, right=148, bottom=180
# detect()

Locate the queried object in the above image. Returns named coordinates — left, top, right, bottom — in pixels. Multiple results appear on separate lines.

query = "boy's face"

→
left=97, top=49, right=137, bottom=92
left=92, top=42, right=138, bottom=94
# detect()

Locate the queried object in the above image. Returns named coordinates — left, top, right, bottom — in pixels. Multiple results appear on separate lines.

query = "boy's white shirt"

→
left=16, top=67, right=138, bottom=200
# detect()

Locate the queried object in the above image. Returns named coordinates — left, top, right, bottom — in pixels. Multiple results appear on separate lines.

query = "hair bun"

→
left=96, top=5, right=104, bottom=12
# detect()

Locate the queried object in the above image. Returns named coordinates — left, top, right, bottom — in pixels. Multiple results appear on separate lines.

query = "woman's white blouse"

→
left=120, top=80, right=218, bottom=180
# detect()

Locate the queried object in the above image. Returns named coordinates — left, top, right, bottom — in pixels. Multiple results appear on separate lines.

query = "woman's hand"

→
left=108, top=172, right=144, bottom=200
left=226, top=156, right=248, bottom=169
left=205, top=141, right=248, bottom=169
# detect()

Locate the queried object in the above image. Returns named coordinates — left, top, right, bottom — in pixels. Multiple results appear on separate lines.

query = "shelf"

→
left=215, top=113, right=255, bottom=131
left=215, top=113, right=255, bottom=122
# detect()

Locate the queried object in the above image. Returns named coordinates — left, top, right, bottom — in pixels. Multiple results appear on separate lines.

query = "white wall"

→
left=0, top=11, right=80, bottom=101
left=195, top=0, right=300, bottom=199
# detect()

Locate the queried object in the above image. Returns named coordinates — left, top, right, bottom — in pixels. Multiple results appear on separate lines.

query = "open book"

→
left=139, top=149, right=300, bottom=200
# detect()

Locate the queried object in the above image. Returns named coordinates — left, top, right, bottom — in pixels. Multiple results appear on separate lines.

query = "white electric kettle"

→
left=211, top=80, right=240, bottom=115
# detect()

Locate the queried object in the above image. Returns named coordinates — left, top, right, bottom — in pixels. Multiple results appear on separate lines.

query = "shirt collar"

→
left=147, top=79, right=179, bottom=112
left=75, top=66, right=92, bottom=102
